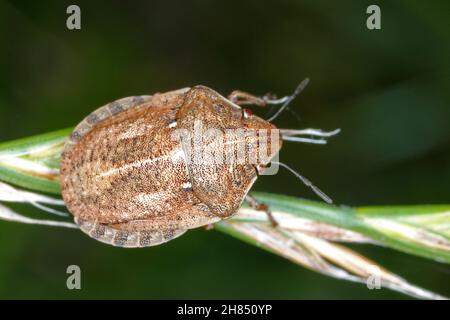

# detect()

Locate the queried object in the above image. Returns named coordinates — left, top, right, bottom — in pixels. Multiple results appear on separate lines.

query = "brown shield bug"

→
left=60, top=79, right=339, bottom=247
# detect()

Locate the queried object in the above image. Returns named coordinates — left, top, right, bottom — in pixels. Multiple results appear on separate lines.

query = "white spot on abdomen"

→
left=182, top=182, right=192, bottom=189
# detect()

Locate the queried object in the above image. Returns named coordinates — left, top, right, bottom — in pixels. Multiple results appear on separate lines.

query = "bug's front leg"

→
left=228, top=90, right=268, bottom=107
left=228, top=90, right=290, bottom=108
left=245, top=194, right=278, bottom=227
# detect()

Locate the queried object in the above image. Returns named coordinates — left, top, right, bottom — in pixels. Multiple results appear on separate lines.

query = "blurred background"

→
left=0, top=0, right=449, bottom=299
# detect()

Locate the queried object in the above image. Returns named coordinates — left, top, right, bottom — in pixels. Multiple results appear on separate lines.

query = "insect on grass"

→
left=59, top=80, right=340, bottom=247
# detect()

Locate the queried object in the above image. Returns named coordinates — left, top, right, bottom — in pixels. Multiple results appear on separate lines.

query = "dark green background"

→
left=0, top=0, right=449, bottom=299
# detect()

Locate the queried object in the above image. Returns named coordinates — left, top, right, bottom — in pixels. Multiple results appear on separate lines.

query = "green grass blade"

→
left=247, top=192, right=450, bottom=264
left=0, top=129, right=70, bottom=194
left=0, top=128, right=449, bottom=264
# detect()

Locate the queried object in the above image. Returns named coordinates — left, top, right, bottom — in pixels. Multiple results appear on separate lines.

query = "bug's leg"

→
left=228, top=90, right=291, bottom=108
left=228, top=90, right=267, bottom=107
left=245, top=194, right=278, bottom=227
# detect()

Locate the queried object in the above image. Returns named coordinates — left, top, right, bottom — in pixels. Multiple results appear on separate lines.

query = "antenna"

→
left=280, top=128, right=341, bottom=145
left=271, top=160, right=333, bottom=204
left=267, top=78, right=310, bottom=122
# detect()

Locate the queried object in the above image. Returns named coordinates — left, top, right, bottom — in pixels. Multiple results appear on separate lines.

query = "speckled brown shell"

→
left=60, top=86, right=280, bottom=248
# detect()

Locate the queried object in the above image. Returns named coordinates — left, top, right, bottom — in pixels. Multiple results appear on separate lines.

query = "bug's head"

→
left=237, top=79, right=340, bottom=204
left=239, top=107, right=283, bottom=167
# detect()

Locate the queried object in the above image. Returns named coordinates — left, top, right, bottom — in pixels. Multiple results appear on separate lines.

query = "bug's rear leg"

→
left=245, top=194, right=278, bottom=227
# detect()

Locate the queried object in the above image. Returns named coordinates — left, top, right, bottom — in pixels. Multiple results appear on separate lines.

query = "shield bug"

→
left=60, top=79, right=339, bottom=247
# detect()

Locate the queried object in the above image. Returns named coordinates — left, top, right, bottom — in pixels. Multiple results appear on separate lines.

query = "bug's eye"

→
left=242, top=108, right=252, bottom=119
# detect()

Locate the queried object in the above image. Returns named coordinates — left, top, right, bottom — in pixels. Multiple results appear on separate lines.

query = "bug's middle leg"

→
left=245, top=194, right=278, bottom=227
